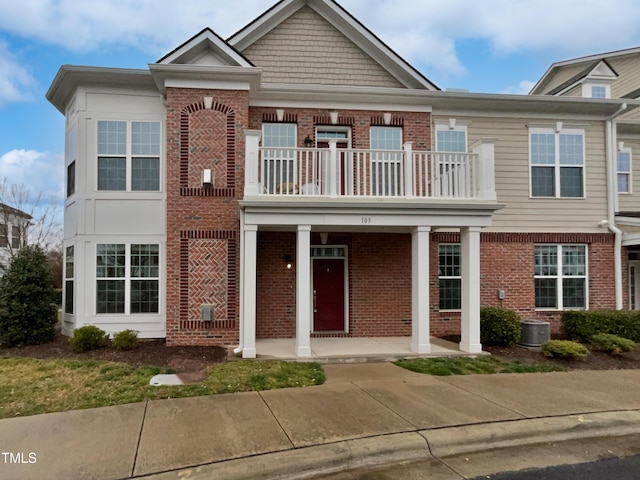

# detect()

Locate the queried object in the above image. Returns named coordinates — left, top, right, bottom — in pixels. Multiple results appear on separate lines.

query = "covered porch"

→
left=254, top=336, right=474, bottom=362
left=238, top=209, right=501, bottom=359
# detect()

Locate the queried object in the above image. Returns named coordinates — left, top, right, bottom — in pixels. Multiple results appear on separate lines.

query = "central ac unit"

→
left=519, top=320, right=550, bottom=347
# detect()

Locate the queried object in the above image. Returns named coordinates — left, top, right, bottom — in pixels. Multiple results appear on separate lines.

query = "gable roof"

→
left=227, top=0, right=439, bottom=90
left=531, top=47, right=636, bottom=95
left=541, top=59, right=618, bottom=96
left=156, top=28, right=254, bottom=67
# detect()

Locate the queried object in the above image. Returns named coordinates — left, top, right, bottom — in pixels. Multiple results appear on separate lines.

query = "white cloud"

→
left=0, top=150, right=64, bottom=201
left=0, top=41, right=35, bottom=106
left=1, top=0, right=640, bottom=81
left=500, top=80, right=536, bottom=95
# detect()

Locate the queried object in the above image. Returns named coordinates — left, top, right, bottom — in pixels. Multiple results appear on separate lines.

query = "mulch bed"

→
left=4, top=331, right=640, bottom=380
left=0, top=329, right=228, bottom=381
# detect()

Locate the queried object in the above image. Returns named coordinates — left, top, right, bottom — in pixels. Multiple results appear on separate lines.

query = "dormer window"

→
left=591, top=85, right=607, bottom=98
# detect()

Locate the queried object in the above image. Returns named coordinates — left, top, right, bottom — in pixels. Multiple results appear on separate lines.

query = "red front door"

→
left=313, top=258, right=345, bottom=331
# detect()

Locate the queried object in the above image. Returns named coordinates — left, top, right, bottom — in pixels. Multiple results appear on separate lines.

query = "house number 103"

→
left=361, top=217, right=372, bottom=224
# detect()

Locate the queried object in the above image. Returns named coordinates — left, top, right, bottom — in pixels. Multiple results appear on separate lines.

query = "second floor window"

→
left=618, top=148, right=632, bottom=194
left=530, top=128, right=584, bottom=198
left=67, top=161, right=76, bottom=197
left=97, top=121, right=161, bottom=191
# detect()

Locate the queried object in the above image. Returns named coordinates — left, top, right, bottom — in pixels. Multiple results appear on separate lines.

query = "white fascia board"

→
left=165, top=79, right=251, bottom=91
left=616, top=216, right=640, bottom=226
left=46, top=66, right=156, bottom=113
left=159, top=29, right=252, bottom=67
left=148, top=64, right=262, bottom=94
left=622, top=231, right=640, bottom=246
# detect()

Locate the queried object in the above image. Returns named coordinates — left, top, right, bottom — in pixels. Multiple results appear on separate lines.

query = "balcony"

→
left=244, top=132, right=497, bottom=203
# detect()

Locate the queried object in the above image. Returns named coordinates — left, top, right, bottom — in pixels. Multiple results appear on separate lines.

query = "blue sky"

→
left=2, top=0, right=640, bottom=204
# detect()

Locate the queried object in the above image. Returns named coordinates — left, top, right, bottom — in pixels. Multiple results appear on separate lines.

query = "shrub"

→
left=541, top=340, right=589, bottom=360
left=480, top=307, right=521, bottom=347
left=69, top=325, right=108, bottom=353
left=112, top=329, right=140, bottom=351
left=562, top=310, right=640, bottom=343
left=590, top=333, right=637, bottom=354
left=0, top=245, right=58, bottom=347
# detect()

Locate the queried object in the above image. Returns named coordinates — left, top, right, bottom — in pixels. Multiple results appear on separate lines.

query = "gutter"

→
left=605, top=103, right=628, bottom=310
left=234, top=209, right=246, bottom=355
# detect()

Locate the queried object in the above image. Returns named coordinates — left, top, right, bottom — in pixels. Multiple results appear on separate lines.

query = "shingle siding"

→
left=241, top=6, right=405, bottom=88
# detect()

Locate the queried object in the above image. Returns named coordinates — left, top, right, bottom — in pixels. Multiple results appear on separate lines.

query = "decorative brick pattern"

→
left=178, top=232, right=237, bottom=332
left=165, top=88, right=248, bottom=346
left=179, top=100, right=236, bottom=197
left=262, top=112, right=298, bottom=123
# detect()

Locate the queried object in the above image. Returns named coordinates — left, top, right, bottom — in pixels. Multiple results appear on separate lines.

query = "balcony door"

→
left=316, top=128, right=351, bottom=195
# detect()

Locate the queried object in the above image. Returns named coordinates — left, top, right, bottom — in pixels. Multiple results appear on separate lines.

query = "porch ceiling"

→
left=241, top=199, right=504, bottom=230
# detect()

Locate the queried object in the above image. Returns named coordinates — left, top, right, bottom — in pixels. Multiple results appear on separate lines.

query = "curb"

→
left=141, top=411, right=640, bottom=480
left=424, top=410, right=640, bottom=458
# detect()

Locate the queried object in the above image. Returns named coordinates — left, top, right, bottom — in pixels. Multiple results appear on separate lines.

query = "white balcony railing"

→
left=244, top=133, right=497, bottom=201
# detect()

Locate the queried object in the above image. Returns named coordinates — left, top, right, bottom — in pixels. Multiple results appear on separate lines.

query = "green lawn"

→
left=396, top=356, right=564, bottom=376
left=0, top=357, right=325, bottom=419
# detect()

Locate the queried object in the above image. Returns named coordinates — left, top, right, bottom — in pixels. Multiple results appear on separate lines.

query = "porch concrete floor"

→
left=253, top=337, right=485, bottom=362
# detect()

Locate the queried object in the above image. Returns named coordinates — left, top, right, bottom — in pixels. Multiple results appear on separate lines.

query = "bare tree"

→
left=0, top=179, right=63, bottom=264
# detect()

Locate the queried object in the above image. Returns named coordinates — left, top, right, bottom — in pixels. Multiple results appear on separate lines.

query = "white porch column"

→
left=244, top=130, right=262, bottom=196
left=242, top=225, right=258, bottom=358
left=296, top=225, right=312, bottom=357
left=471, top=138, right=497, bottom=201
left=411, top=226, right=431, bottom=353
left=460, top=226, right=482, bottom=353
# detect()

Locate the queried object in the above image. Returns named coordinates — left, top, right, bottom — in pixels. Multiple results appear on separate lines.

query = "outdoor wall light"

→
left=304, top=136, right=313, bottom=148
left=284, top=255, right=293, bottom=269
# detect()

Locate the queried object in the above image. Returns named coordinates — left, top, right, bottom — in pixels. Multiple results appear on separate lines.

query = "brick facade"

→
left=164, top=91, right=619, bottom=346
left=254, top=231, right=617, bottom=340
left=165, top=88, right=248, bottom=346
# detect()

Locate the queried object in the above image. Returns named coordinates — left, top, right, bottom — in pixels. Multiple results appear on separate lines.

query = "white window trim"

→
left=529, top=127, right=586, bottom=199
left=315, top=126, right=351, bottom=147
left=534, top=244, right=589, bottom=311
left=95, top=243, right=161, bottom=316
left=617, top=146, right=633, bottom=195
left=96, top=120, right=163, bottom=193
left=434, top=120, right=469, bottom=152
left=438, top=243, right=462, bottom=312
left=581, top=82, right=611, bottom=99
left=261, top=123, right=298, bottom=194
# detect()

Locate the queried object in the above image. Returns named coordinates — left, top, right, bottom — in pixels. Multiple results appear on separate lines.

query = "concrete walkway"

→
left=2, top=364, right=640, bottom=480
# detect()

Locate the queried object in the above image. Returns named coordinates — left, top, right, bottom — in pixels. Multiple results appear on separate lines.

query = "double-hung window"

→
left=96, top=244, right=159, bottom=314
left=370, top=126, right=402, bottom=196
left=262, top=123, right=296, bottom=194
left=618, top=148, right=632, bottom=194
left=97, top=120, right=161, bottom=191
left=439, top=244, right=461, bottom=310
left=64, top=246, right=74, bottom=314
left=11, top=226, right=20, bottom=249
left=530, top=128, right=585, bottom=198
left=67, top=161, right=76, bottom=197
left=534, top=245, right=587, bottom=309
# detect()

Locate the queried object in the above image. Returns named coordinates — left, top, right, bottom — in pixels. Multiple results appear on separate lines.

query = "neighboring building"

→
left=46, top=0, right=639, bottom=358
left=0, top=203, right=31, bottom=271
left=531, top=47, right=640, bottom=312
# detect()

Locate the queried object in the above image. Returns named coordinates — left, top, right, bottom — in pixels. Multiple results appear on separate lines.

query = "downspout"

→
left=605, top=103, right=628, bottom=310
left=233, top=209, right=245, bottom=355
